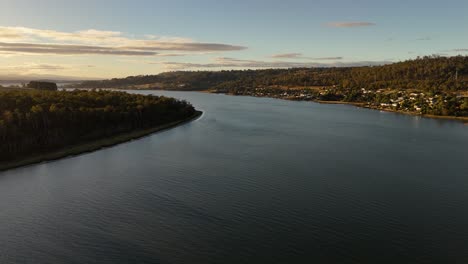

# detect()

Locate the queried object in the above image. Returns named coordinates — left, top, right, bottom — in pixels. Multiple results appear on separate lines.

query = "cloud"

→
left=23, top=64, right=68, bottom=71
left=326, top=22, right=376, bottom=28
left=416, top=37, right=431, bottom=41
left=156, top=53, right=187, bottom=57
left=0, top=26, right=246, bottom=56
left=0, top=73, right=98, bottom=81
left=0, top=62, right=101, bottom=75
left=0, top=28, right=23, bottom=40
left=271, top=53, right=343, bottom=60
left=314, top=57, right=343, bottom=60
left=123, top=42, right=246, bottom=52
left=156, top=57, right=391, bottom=70
left=0, top=63, right=69, bottom=75
left=271, top=53, right=303, bottom=59
left=0, top=42, right=157, bottom=56
left=452, top=49, right=468, bottom=52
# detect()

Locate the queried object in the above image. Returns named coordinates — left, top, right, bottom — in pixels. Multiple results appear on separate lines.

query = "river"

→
left=1, top=91, right=468, bottom=263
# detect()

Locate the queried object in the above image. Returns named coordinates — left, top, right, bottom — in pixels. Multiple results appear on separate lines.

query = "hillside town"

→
left=214, top=86, right=468, bottom=118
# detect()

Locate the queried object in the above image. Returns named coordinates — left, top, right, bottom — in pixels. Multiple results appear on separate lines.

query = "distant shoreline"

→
left=62, top=87, right=468, bottom=123
left=311, top=99, right=468, bottom=122
left=0, top=111, right=202, bottom=172
left=208, top=92, right=468, bottom=123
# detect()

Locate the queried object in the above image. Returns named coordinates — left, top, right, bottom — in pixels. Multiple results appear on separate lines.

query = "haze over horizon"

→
left=0, top=0, right=467, bottom=80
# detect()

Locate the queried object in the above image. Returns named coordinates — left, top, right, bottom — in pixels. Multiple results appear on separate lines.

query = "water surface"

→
left=1, top=91, right=468, bottom=264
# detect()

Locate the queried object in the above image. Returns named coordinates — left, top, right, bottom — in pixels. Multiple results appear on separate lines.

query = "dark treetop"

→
left=0, top=89, right=196, bottom=162
left=27, top=81, right=58, bottom=91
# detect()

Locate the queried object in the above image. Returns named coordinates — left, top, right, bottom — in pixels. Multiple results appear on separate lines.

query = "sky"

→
left=0, top=0, right=467, bottom=79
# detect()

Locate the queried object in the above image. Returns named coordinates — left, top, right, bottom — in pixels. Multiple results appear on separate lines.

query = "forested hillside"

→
left=71, top=56, right=468, bottom=92
left=0, top=90, right=196, bottom=162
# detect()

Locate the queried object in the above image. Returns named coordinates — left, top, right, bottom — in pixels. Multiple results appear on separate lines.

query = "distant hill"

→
left=69, top=56, right=468, bottom=92
left=0, top=74, right=101, bottom=85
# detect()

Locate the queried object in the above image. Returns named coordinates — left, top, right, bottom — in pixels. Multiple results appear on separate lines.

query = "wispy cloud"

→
left=271, top=53, right=303, bottom=59
left=416, top=36, right=431, bottom=41
left=0, top=62, right=101, bottom=80
left=0, top=63, right=69, bottom=75
left=326, top=22, right=376, bottom=28
left=8, top=63, right=68, bottom=71
left=271, top=53, right=343, bottom=60
left=122, top=42, right=246, bottom=52
left=0, top=28, right=23, bottom=40
left=0, top=42, right=157, bottom=56
left=0, top=26, right=246, bottom=56
left=452, top=49, right=468, bottom=52
left=0, top=62, right=101, bottom=75
left=155, top=53, right=187, bottom=57
left=313, top=56, right=344, bottom=60
left=155, top=57, right=390, bottom=70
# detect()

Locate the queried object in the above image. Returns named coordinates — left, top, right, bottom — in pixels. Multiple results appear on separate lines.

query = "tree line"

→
left=70, top=56, right=468, bottom=92
left=0, top=90, right=195, bottom=162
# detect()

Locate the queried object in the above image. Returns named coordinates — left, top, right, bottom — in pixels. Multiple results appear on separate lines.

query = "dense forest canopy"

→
left=27, top=81, right=58, bottom=91
left=0, top=90, right=196, bottom=162
left=70, top=56, right=468, bottom=92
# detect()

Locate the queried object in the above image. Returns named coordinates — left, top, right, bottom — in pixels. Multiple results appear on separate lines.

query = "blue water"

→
left=1, top=91, right=467, bottom=263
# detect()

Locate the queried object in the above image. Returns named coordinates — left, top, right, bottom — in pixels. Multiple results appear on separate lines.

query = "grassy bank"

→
left=0, top=111, right=202, bottom=172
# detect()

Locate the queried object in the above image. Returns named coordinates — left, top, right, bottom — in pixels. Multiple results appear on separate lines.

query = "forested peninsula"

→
left=0, top=89, right=201, bottom=171
left=70, top=56, right=468, bottom=120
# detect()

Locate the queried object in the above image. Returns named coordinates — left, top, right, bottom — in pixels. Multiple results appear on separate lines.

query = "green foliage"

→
left=64, top=56, right=468, bottom=118
left=71, top=56, right=468, bottom=92
left=0, top=90, right=195, bottom=162
left=27, top=81, right=58, bottom=91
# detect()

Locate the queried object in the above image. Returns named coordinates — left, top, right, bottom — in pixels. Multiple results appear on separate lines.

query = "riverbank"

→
left=312, top=100, right=468, bottom=123
left=314, top=100, right=366, bottom=107
left=340, top=102, right=468, bottom=122
left=314, top=99, right=468, bottom=122
left=65, top=88, right=468, bottom=123
left=210, top=91, right=468, bottom=123
left=0, top=111, right=202, bottom=172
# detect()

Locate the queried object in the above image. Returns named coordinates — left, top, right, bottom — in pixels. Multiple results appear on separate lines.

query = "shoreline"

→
left=66, top=88, right=468, bottom=123
left=313, top=99, right=468, bottom=122
left=0, top=111, right=203, bottom=172
left=210, top=92, right=468, bottom=123
left=314, top=100, right=366, bottom=107
left=311, top=99, right=467, bottom=123
left=361, top=106, right=468, bottom=122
